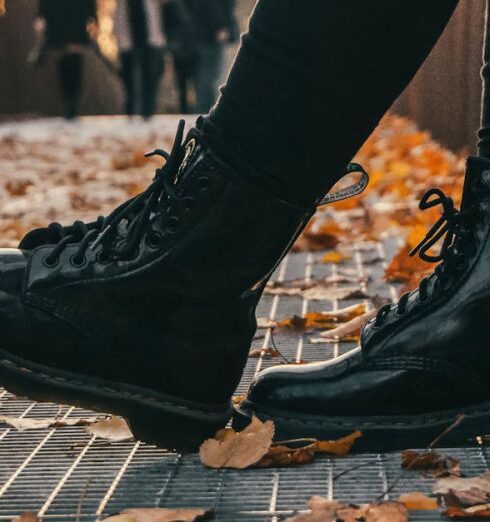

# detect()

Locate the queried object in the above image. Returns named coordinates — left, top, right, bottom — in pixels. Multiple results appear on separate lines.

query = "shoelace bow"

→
left=374, top=187, right=474, bottom=327
left=44, top=120, right=188, bottom=267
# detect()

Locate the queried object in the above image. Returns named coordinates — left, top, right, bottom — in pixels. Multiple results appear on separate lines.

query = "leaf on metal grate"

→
left=199, top=415, right=274, bottom=469
left=248, top=347, right=281, bottom=358
left=401, top=449, right=460, bottom=478
left=85, top=416, right=133, bottom=442
left=12, top=512, right=40, bottom=522
left=0, top=415, right=100, bottom=431
left=433, top=471, right=490, bottom=507
left=443, top=504, right=490, bottom=518
left=256, top=317, right=276, bottom=329
left=310, top=310, right=375, bottom=343
left=254, top=444, right=315, bottom=468
left=321, top=251, right=351, bottom=264
left=265, top=279, right=368, bottom=301
left=284, top=497, right=408, bottom=522
left=101, top=507, right=214, bottom=522
left=308, top=430, right=362, bottom=456
left=397, top=492, right=438, bottom=511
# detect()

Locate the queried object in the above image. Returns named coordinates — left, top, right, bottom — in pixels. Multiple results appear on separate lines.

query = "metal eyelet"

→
left=96, top=250, right=111, bottom=264
left=183, top=196, right=196, bottom=211
left=43, top=255, right=59, bottom=268
left=166, top=216, right=180, bottom=233
left=146, top=231, right=163, bottom=249
left=70, top=254, right=86, bottom=268
left=198, top=176, right=211, bottom=191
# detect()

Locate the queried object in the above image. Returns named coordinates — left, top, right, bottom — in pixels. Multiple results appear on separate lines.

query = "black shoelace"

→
left=374, top=187, right=475, bottom=327
left=43, top=120, right=189, bottom=267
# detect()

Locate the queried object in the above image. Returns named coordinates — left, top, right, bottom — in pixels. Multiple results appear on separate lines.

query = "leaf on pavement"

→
left=433, top=471, right=490, bottom=507
left=199, top=415, right=274, bottom=469
left=319, top=303, right=367, bottom=322
left=443, top=504, right=490, bottom=518
left=0, top=415, right=100, bottom=431
left=397, top=492, right=438, bottom=511
left=85, top=416, right=133, bottom=442
left=402, top=450, right=460, bottom=478
left=101, top=508, right=214, bottom=522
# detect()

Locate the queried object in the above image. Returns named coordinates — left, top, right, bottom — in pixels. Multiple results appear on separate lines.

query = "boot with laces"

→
left=240, top=155, right=490, bottom=451
left=0, top=119, right=367, bottom=450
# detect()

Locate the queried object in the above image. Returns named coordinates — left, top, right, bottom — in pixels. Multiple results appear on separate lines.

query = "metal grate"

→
left=0, top=239, right=484, bottom=521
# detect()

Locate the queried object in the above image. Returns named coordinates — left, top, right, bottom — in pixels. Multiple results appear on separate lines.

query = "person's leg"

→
left=141, top=46, right=164, bottom=119
left=207, top=0, right=458, bottom=205
left=173, top=55, right=190, bottom=114
left=58, top=52, right=83, bottom=120
left=195, top=43, right=225, bottom=114
left=121, top=51, right=136, bottom=116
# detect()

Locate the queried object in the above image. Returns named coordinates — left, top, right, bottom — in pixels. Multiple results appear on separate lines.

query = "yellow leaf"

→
left=397, top=492, right=438, bottom=511
left=322, top=251, right=351, bottom=264
left=309, top=430, right=362, bottom=456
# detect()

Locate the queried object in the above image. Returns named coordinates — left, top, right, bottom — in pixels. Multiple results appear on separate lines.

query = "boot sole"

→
left=234, top=399, right=490, bottom=451
left=0, top=348, right=231, bottom=452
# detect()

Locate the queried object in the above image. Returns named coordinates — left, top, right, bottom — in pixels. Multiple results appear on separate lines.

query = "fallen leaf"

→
left=433, top=471, right=490, bottom=507
left=308, top=430, right=362, bottom=456
left=314, top=310, right=376, bottom=341
left=397, top=492, right=438, bottom=511
left=248, top=347, right=281, bottom=358
left=284, top=498, right=408, bottom=522
left=0, top=415, right=100, bottom=431
left=402, top=450, right=460, bottom=478
left=318, top=303, right=367, bottom=322
left=12, top=513, right=40, bottom=522
left=199, top=416, right=274, bottom=469
left=443, top=504, right=490, bottom=518
left=321, top=251, right=351, bottom=264
left=85, top=416, right=133, bottom=442
left=265, top=279, right=368, bottom=301
left=255, top=445, right=315, bottom=468
left=101, top=508, right=213, bottom=522
left=256, top=317, right=276, bottom=329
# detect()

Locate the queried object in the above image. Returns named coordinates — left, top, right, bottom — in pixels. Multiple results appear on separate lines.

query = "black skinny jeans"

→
left=207, top=0, right=459, bottom=205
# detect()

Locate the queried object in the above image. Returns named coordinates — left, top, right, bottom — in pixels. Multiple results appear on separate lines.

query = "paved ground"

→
left=0, top=116, right=484, bottom=521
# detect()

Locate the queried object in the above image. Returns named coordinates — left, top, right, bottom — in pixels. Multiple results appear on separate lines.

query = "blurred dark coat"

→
left=38, top=0, right=97, bottom=48
left=163, top=0, right=237, bottom=55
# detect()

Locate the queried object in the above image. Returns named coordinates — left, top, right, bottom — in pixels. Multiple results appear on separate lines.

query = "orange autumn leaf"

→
left=397, top=492, right=438, bottom=511
left=322, top=251, right=351, bottom=264
left=308, top=430, right=362, bottom=456
left=384, top=243, right=432, bottom=283
left=255, top=445, right=315, bottom=468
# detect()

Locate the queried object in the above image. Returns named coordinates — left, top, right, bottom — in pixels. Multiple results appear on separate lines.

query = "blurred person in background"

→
left=114, top=0, right=166, bottom=120
left=33, top=0, right=98, bottom=120
left=163, top=0, right=237, bottom=114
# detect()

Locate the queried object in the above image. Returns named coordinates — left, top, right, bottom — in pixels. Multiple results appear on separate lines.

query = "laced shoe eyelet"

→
left=146, top=231, right=163, bottom=249
left=166, top=216, right=180, bottom=233
left=183, top=196, right=196, bottom=211
left=43, top=255, right=59, bottom=268
left=198, top=176, right=211, bottom=191
left=96, top=250, right=111, bottom=264
left=70, top=254, right=86, bottom=268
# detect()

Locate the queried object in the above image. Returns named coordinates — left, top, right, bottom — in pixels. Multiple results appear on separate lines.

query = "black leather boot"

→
left=0, top=120, right=367, bottom=450
left=240, top=156, right=490, bottom=451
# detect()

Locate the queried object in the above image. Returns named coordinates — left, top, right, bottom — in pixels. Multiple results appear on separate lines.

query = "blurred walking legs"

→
left=195, top=43, right=224, bottom=114
left=58, top=52, right=83, bottom=120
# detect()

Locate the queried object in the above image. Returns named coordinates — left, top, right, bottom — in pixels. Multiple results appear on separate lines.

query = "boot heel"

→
left=126, top=404, right=232, bottom=453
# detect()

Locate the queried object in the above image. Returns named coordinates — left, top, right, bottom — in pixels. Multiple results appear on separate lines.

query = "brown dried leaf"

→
left=199, top=416, right=274, bottom=469
left=397, top=492, right=438, bottom=511
left=85, top=416, right=133, bottom=442
left=402, top=450, right=460, bottom=478
left=248, top=347, right=281, bottom=358
left=308, top=430, right=362, bottom=456
left=433, top=471, right=490, bottom=507
left=0, top=415, right=100, bottom=431
left=284, top=499, right=408, bottom=522
left=255, top=445, right=315, bottom=468
left=12, top=512, right=40, bottom=522
left=101, top=508, right=213, bottom=522
left=314, top=311, right=376, bottom=341
left=443, top=504, right=490, bottom=518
